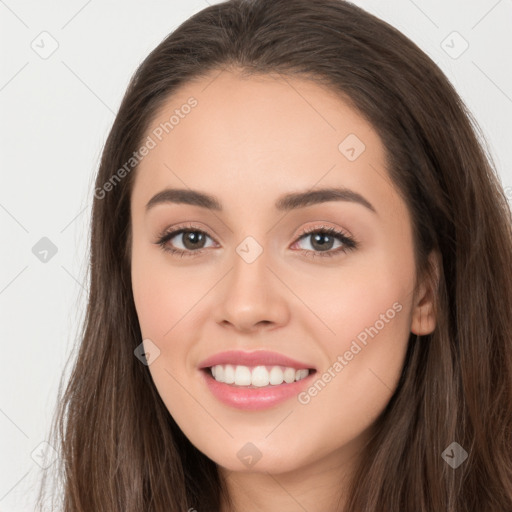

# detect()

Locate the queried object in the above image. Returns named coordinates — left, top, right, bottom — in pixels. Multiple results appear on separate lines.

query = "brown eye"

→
left=156, top=227, right=216, bottom=257
left=306, top=232, right=337, bottom=251
left=179, top=230, right=208, bottom=250
left=293, top=226, right=358, bottom=258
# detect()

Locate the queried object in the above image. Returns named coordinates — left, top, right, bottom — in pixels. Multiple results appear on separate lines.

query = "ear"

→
left=410, top=250, right=441, bottom=336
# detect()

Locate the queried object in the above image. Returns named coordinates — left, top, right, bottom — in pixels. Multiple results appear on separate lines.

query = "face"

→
left=130, top=69, right=436, bottom=477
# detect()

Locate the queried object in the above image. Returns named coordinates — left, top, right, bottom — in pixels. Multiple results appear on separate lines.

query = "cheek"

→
left=131, top=250, right=198, bottom=410
left=131, top=243, right=200, bottom=340
left=323, top=270, right=410, bottom=352
left=295, top=253, right=414, bottom=436
left=130, top=244, right=213, bottom=395
left=131, top=266, right=171, bottom=340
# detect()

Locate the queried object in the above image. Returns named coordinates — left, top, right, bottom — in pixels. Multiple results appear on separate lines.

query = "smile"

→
left=200, top=366, right=317, bottom=410
left=209, top=364, right=311, bottom=387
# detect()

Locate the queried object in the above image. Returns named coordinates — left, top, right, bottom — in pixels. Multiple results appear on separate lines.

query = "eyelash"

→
left=154, top=222, right=359, bottom=259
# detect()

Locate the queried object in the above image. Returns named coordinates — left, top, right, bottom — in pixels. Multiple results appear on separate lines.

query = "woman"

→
left=38, top=0, right=512, bottom=510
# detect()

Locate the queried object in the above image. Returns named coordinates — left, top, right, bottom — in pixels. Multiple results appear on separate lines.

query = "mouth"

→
left=202, top=364, right=317, bottom=389
left=199, top=362, right=317, bottom=410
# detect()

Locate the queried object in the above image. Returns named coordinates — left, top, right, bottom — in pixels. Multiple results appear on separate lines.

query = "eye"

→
left=155, top=223, right=217, bottom=258
left=154, top=223, right=358, bottom=259
left=291, top=225, right=358, bottom=258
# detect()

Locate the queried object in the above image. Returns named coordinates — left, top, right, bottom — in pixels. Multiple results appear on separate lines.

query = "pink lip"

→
left=200, top=367, right=316, bottom=411
left=198, top=350, right=315, bottom=370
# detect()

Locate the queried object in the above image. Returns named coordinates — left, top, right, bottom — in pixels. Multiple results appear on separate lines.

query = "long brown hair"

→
left=37, top=0, right=512, bottom=510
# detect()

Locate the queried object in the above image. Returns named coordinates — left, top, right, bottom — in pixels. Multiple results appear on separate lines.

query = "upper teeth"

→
left=210, top=364, right=310, bottom=387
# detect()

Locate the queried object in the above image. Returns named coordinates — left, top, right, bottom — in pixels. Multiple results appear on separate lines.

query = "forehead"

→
left=131, top=69, right=397, bottom=217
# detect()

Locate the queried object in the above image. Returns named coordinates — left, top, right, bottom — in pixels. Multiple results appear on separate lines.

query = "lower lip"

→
left=200, top=368, right=316, bottom=411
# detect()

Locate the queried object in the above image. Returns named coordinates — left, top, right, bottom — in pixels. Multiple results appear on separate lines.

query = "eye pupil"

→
left=183, top=231, right=206, bottom=250
left=311, top=233, right=334, bottom=251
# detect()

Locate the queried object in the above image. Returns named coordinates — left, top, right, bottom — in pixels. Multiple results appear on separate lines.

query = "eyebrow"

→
left=145, top=187, right=377, bottom=215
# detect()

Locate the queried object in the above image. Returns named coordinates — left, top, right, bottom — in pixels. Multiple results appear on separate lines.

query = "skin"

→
left=130, top=68, right=438, bottom=512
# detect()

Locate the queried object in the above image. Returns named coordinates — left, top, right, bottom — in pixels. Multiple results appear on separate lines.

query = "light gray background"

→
left=1, top=1, right=511, bottom=510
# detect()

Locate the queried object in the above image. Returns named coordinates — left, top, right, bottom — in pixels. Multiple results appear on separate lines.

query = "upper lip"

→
left=198, top=350, right=316, bottom=370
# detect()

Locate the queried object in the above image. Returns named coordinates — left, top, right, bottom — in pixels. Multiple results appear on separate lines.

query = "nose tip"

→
left=214, top=255, right=290, bottom=332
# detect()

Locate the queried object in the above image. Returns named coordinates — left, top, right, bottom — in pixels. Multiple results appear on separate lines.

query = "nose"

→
left=214, top=247, right=290, bottom=333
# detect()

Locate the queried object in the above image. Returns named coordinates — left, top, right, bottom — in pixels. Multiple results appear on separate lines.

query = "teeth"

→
left=209, top=364, right=311, bottom=387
